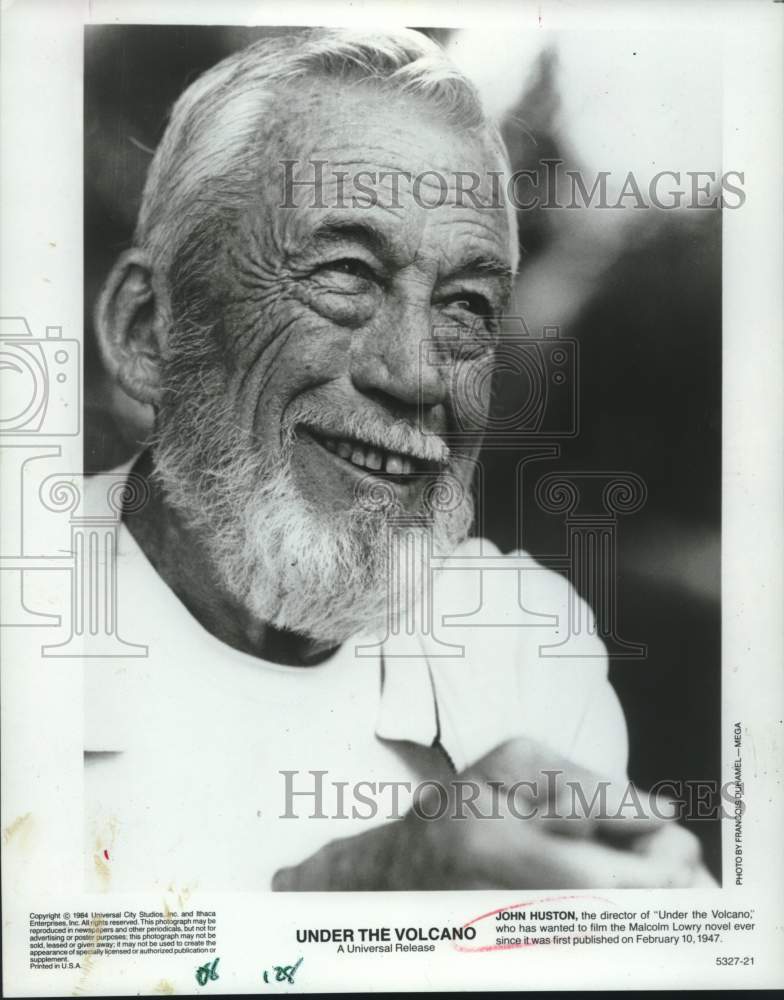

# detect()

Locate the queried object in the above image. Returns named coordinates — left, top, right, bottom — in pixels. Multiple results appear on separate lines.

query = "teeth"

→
left=316, top=432, right=418, bottom=476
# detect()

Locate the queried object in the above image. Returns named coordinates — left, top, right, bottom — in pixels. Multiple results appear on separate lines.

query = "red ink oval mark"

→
left=103, top=849, right=110, bottom=861
left=455, top=893, right=617, bottom=953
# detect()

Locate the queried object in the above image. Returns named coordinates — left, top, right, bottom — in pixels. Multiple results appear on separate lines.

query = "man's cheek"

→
left=292, top=280, right=378, bottom=328
left=222, top=296, right=325, bottom=386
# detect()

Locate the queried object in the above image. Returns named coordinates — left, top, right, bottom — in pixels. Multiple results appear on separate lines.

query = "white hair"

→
left=135, top=27, right=513, bottom=277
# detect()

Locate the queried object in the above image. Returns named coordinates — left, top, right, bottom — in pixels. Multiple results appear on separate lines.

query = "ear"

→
left=94, top=249, right=168, bottom=406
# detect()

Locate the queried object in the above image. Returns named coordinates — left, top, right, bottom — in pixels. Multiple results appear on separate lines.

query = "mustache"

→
left=283, top=398, right=451, bottom=466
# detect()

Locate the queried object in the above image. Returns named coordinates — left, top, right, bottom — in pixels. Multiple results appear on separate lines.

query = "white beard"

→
left=152, top=368, right=474, bottom=645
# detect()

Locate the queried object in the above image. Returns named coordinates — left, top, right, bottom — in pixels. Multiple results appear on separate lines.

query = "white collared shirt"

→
left=85, top=499, right=628, bottom=891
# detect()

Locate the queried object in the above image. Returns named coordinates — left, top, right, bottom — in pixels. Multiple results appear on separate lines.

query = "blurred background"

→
left=84, top=25, right=721, bottom=877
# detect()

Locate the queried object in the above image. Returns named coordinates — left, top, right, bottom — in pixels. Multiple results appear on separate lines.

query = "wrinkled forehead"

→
left=276, top=78, right=504, bottom=168
left=259, top=80, right=517, bottom=270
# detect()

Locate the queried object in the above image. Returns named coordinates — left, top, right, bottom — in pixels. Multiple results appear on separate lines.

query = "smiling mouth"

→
left=302, top=427, right=439, bottom=479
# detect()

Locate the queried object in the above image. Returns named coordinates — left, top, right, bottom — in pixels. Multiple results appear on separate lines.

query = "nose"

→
left=349, top=299, right=447, bottom=416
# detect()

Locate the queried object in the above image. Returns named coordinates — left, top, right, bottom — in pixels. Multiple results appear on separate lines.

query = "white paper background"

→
left=1, top=0, right=782, bottom=993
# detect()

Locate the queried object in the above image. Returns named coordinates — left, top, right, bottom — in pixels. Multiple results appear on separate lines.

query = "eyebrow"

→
left=308, top=219, right=396, bottom=260
left=444, top=255, right=514, bottom=282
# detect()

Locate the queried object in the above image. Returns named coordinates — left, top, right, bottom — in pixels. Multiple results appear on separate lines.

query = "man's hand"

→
left=272, top=737, right=714, bottom=891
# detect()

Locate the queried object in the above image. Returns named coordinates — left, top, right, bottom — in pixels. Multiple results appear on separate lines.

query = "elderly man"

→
left=87, top=27, right=709, bottom=891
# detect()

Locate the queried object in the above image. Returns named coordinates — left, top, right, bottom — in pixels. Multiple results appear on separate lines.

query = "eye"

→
left=444, top=292, right=493, bottom=316
left=304, top=256, right=380, bottom=325
left=440, top=292, right=500, bottom=340
left=318, top=258, right=376, bottom=282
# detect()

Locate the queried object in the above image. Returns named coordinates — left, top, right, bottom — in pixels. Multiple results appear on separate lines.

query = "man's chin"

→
left=270, top=595, right=388, bottom=647
left=242, top=561, right=391, bottom=647
left=241, top=515, right=471, bottom=648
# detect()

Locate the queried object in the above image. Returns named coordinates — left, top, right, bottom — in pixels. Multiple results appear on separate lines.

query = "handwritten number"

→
left=263, top=956, right=303, bottom=985
left=195, top=957, right=220, bottom=986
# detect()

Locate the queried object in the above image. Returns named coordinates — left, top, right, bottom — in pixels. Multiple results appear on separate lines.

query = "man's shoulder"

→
left=434, top=535, right=588, bottom=627
left=438, top=535, right=567, bottom=580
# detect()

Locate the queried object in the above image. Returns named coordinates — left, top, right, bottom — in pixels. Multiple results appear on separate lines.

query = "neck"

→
left=122, top=450, right=339, bottom=666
